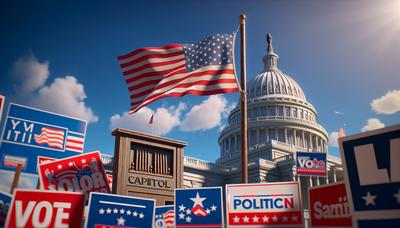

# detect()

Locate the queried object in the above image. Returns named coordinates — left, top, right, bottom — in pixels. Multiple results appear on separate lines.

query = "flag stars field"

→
left=394, top=189, right=400, bottom=204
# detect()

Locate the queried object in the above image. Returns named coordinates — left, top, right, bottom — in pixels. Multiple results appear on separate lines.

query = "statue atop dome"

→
left=267, top=33, right=273, bottom=52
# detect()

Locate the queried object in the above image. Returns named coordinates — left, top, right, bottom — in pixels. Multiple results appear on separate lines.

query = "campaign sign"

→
left=309, top=182, right=352, bottom=227
left=5, top=189, right=84, bottom=228
left=296, top=151, right=327, bottom=176
left=0, top=103, right=87, bottom=174
left=0, top=95, right=4, bottom=122
left=339, top=124, right=400, bottom=227
left=37, top=156, right=56, bottom=172
left=85, top=192, right=155, bottom=228
left=226, top=182, right=303, bottom=227
left=38, top=151, right=110, bottom=201
left=175, top=187, right=224, bottom=227
left=106, top=174, right=113, bottom=192
left=0, top=191, right=11, bottom=226
left=154, top=205, right=175, bottom=228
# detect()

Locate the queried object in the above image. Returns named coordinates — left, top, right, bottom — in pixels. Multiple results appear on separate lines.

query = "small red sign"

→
left=309, top=182, right=352, bottom=227
left=5, top=189, right=84, bottom=228
left=0, top=95, right=4, bottom=122
left=106, top=174, right=113, bottom=191
left=38, top=151, right=110, bottom=201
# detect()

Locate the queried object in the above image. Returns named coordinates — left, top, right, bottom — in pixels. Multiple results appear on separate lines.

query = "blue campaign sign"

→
left=85, top=192, right=155, bottom=228
left=154, top=205, right=175, bottom=228
left=175, top=187, right=224, bottom=227
left=0, top=103, right=87, bottom=173
left=357, top=218, right=400, bottom=228
left=0, top=190, right=11, bottom=227
left=339, top=124, right=400, bottom=226
left=296, top=151, right=327, bottom=176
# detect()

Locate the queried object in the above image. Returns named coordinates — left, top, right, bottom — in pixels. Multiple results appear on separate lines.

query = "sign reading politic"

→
left=309, top=182, right=352, bottom=227
left=5, top=189, right=85, bottom=228
left=296, top=151, right=327, bottom=176
left=226, top=182, right=303, bottom=227
left=38, top=151, right=110, bottom=202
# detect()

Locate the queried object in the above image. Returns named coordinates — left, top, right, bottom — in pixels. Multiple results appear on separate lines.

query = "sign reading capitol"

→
left=112, top=128, right=187, bottom=206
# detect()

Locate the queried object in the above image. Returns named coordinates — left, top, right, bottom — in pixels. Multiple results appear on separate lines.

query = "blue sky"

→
left=1, top=0, right=399, bottom=165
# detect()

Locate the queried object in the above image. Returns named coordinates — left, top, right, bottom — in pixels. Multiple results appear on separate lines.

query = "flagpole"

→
left=239, top=14, right=248, bottom=183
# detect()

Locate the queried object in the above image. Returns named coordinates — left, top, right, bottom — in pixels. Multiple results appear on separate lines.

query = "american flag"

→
left=34, top=127, right=65, bottom=149
left=66, top=132, right=85, bottom=152
left=117, top=33, right=240, bottom=113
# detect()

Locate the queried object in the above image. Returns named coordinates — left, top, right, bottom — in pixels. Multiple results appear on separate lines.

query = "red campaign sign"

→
left=37, top=156, right=56, bottom=172
left=0, top=95, right=4, bottom=122
left=309, top=182, right=352, bottom=227
left=5, top=189, right=84, bottom=228
left=38, top=151, right=110, bottom=200
left=106, top=174, right=113, bottom=191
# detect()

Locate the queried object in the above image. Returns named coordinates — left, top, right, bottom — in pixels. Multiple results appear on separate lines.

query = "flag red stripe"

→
left=120, top=51, right=185, bottom=68
left=122, top=56, right=185, bottom=76
left=130, top=87, right=238, bottom=113
left=125, top=64, right=186, bottom=84
left=117, top=44, right=181, bottom=60
left=129, top=68, right=235, bottom=93
left=131, top=78, right=238, bottom=104
left=66, top=145, right=83, bottom=151
left=66, top=139, right=83, bottom=144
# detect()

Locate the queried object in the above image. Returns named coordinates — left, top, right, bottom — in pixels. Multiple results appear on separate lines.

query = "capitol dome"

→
left=218, top=34, right=329, bottom=164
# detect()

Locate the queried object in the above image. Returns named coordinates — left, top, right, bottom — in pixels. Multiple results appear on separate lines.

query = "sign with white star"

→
left=85, top=192, right=155, bottom=228
left=174, top=187, right=223, bottom=227
left=339, top=124, right=400, bottom=227
left=226, top=182, right=303, bottom=227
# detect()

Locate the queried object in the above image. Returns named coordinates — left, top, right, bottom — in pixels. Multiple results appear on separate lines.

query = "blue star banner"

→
left=85, top=192, right=155, bottom=228
left=339, top=124, right=400, bottom=226
left=175, top=187, right=224, bottom=227
left=154, top=205, right=175, bottom=228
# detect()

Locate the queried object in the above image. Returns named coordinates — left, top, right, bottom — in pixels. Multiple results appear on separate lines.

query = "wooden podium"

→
left=112, top=128, right=187, bottom=206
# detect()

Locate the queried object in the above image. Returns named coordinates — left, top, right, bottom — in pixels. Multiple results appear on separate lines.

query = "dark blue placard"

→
left=154, top=205, right=175, bottom=228
left=0, top=191, right=12, bottom=227
left=175, top=187, right=223, bottom=227
left=295, top=151, right=327, bottom=176
left=357, top=218, right=400, bottom=228
left=340, top=125, right=400, bottom=213
left=85, top=192, right=155, bottom=228
left=0, top=103, right=87, bottom=174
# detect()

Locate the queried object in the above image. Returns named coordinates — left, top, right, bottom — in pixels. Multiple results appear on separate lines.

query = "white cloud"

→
left=361, top=118, right=385, bottom=132
left=12, top=55, right=49, bottom=93
left=110, top=103, right=185, bottom=135
left=12, top=54, right=98, bottom=123
left=371, top=89, right=400, bottom=114
left=329, top=131, right=339, bottom=147
left=180, top=95, right=232, bottom=132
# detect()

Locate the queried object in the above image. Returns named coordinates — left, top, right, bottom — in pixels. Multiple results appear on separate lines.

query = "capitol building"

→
left=182, top=34, right=344, bottom=209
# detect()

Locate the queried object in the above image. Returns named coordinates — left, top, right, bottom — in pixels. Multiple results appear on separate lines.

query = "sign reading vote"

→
left=226, top=182, right=303, bottom=227
left=38, top=151, right=110, bottom=202
left=5, top=189, right=84, bottom=228
left=296, top=152, right=327, bottom=176
left=0, top=191, right=12, bottom=226
left=85, top=192, right=155, bottom=228
left=0, top=103, right=87, bottom=173
left=175, top=187, right=224, bottom=227
left=339, top=124, right=400, bottom=227
left=309, top=182, right=352, bottom=227
left=154, top=205, right=175, bottom=228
